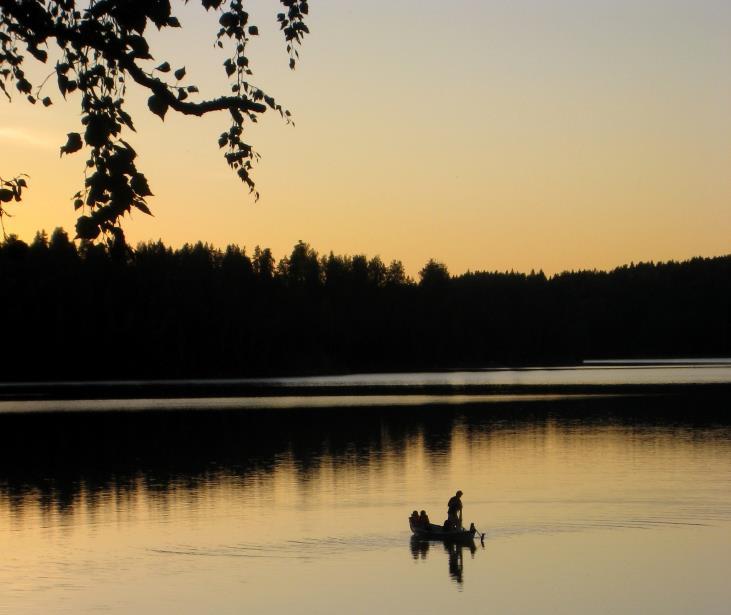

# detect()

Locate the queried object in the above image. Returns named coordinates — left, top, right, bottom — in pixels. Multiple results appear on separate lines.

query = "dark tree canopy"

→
left=2, top=231, right=730, bottom=380
left=0, top=0, right=309, bottom=244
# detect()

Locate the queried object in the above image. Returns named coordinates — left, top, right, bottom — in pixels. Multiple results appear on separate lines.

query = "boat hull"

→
left=409, top=520, right=476, bottom=542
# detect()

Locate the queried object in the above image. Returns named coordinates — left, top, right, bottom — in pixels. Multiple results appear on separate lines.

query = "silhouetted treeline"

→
left=1, top=229, right=729, bottom=380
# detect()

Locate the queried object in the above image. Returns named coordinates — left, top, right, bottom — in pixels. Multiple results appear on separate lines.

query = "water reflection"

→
left=410, top=537, right=480, bottom=586
left=1, top=395, right=730, bottom=614
left=1, top=395, right=729, bottom=523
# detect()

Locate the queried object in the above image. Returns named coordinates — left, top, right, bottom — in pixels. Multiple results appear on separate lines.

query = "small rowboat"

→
left=409, top=519, right=482, bottom=542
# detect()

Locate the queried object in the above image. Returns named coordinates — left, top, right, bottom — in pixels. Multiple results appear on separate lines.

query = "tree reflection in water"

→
left=410, top=537, right=480, bottom=586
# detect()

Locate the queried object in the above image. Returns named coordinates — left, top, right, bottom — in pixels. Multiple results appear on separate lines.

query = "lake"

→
left=3, top=361, right=731, bottom=408
left=1, top=371, right=730, bottom=613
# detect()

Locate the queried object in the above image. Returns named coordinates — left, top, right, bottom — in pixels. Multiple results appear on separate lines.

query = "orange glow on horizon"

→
left=1, top=1, right=729, bottom=276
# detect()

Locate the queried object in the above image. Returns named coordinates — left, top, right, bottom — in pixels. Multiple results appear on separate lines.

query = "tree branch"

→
left=120, top=57, right=266, bottom=116
left=0, top=1, right=266, bottom=116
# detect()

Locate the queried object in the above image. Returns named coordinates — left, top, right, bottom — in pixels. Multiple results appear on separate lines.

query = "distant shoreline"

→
left=3, top=240, right=730, bottom=383
left=2, top=380, right=731, bottom=403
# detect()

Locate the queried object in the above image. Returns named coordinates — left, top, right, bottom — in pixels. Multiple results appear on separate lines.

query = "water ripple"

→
left=149, top=533, right=407, bottom=560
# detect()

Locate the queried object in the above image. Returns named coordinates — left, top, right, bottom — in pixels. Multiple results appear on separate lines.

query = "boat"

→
left=409, top=519, right=483, bottom=542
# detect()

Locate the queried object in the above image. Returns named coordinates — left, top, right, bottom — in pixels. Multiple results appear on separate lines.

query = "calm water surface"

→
left=1, top=396, right=730, bottom=614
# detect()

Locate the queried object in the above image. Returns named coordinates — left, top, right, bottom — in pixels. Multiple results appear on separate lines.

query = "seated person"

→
left=419, top=510, right=430, bottom=527
left=410, top=510, right=420, bottom=526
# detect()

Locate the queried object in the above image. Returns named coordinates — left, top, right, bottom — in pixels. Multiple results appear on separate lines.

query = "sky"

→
left=1, top=0, right=730, bottom=275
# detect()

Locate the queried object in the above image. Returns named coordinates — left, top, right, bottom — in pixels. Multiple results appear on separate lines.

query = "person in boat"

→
left=410, top=510, right=420, bottom=527
left=419, top=510, right=430, bottom=527
left=447, top=490, right=463, bottom=529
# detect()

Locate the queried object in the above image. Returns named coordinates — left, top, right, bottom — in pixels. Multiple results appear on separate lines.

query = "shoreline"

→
left=2, top=380, right=731, bottom=402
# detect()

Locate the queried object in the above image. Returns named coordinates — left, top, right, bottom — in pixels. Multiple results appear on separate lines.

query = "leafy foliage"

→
left=0, top=0, right=309, bottom=245
left=0, top=174, right=28, bottom=237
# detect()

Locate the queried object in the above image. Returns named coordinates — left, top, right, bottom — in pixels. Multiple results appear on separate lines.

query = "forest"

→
left=1, top=229, right=729, bottom=381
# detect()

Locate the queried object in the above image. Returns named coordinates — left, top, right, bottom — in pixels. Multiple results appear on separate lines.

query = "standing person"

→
left=447, top=490, right=463, bottom=529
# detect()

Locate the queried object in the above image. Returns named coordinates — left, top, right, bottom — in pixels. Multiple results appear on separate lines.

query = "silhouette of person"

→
left=447, top=490, right=463, bottom=529
left=419, top=510, right=430, bottom=528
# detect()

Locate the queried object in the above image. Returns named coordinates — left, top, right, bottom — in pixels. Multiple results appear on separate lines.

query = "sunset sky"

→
left=1, top=0, right=729, bottom=275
